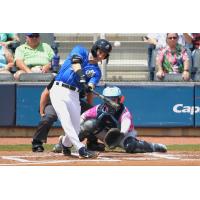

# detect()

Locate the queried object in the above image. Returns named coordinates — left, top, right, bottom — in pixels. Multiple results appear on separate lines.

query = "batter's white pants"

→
left=50, top=83, right=85, bottom=151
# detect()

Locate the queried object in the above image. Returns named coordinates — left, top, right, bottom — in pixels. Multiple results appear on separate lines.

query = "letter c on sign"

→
left=173, top=104, right=183, bottom=113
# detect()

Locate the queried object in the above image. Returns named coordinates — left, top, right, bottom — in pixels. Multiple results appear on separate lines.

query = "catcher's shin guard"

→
left=124, top=137, right=154, bottom=153
left=152, top=143, right=167, bottom=152
left=87, top=134, right=105, bottom=152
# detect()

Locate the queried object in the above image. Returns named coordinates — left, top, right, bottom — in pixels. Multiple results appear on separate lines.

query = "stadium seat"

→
left=193, top=73, right=200, bottom=81
left=0, top=74, right=15, bottom=81
left=18, top=73, right=55, bottom=82
left=154, top=74, right=185, bottom=82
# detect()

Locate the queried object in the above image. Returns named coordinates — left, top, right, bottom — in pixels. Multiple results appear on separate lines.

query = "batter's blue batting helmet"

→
left=91, top=39, right=112, bottom=58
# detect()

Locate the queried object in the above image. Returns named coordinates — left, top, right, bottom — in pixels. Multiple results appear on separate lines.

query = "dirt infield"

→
left=0, top=136, right=199, bottom=166
left=0, top=151, right=200, bottom=166
left=1, top=136, right=200, bottom=145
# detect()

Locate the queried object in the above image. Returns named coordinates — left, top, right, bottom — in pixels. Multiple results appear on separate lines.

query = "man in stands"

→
left=14, top=33, right=54, bottom=80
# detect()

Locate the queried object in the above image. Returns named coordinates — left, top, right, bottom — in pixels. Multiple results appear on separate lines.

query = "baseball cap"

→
left=25, top=33, right=40, bottom=36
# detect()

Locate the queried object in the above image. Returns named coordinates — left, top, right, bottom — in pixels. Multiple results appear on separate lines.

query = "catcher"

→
left=54, top=86, right=167, bottom=154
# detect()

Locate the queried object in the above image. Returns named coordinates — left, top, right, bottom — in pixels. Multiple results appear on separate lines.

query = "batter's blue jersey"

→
left=55, top=45, right=102, bottom=90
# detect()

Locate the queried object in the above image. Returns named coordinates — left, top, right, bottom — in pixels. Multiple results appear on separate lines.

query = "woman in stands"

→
left=156, top=33, right=190, bottom=81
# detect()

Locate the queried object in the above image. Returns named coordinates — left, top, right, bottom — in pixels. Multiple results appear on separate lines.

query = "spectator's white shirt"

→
left=147, top=33, right=166, bottom=49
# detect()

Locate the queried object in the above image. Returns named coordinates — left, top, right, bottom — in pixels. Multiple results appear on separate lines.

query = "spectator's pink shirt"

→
left=156, top=44, right=189, bottom=73
left=157, top=45, right=188, bottom=63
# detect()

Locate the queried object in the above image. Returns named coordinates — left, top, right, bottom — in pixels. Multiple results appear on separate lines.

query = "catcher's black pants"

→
left=32, top=100, right=92, bottom=146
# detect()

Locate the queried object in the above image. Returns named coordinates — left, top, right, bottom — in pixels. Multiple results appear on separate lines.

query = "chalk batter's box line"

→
left=0, top=153, right=120, bottom=166
left=0, top=153, right=183, bottom=166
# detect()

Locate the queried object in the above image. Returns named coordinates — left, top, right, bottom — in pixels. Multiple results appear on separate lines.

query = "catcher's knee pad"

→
left=79, top=120, right=98, bottom=142
left=80, top=119, right=98, bottom=133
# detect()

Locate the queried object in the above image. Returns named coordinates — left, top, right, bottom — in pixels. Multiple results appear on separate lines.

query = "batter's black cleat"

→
left=61, top=142, right=71, bottom=156
left=78, top=147, right=98, bottom=159
left=32, top=145, right=44, bottom=152
left=54, top=135, right=71, bottom=156
left=62, top=146, right=71, bottom=156
left=153, top=143, right=167, bottom=153
left=87, top=141, right=105, bottom=152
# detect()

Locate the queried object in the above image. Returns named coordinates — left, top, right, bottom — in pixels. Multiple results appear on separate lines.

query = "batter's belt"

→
left=55, top=81, right=80, bottom=92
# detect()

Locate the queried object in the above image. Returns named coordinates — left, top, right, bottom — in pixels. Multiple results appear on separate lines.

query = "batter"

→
left=50, top=39, right=112, bottom=158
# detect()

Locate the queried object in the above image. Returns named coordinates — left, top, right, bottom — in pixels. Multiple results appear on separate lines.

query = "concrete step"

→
left=106, top=71, right=150, bottom=81
left=58, top=49, right=147, bottom=57
left=109, top=52, right=147, bottom=59
left=107, top=65, right=148, bottom=72
left=107, top=60, right=147, bottom=70
left=56, top=40, right=148, bottom=49
left=105, top=33, right=145, bottom=41
left=56, top=41, right=93, bottom=49
left=54, top=33, right=97, bottom=41
left=54, top=33, right=146, bottom=42
left=59, top=52, right=147, bottom=61
left=108, top=59, right=147, bottom=64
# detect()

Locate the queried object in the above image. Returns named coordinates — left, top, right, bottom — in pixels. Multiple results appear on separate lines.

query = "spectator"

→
left=0, top=33, right=20, bottom=48
left=143, top=33, right=166, bottom=80
left=14, top=33, right=54, bottom=80
left=144, top=33, right=192, bottom=80
left=0, top=45, right=14, bottom=74
left=191, top=33, right=200, bottom=50
left=156, top=33, right=190, bottom=81
left=190, top=34, right=200, bottom=76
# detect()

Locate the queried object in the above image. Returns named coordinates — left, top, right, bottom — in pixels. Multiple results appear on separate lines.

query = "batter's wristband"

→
left=76, top=69, right=85, bottom=81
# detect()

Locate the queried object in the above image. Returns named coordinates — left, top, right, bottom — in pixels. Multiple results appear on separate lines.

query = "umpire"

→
left=32, top=78, right=92, bottom=152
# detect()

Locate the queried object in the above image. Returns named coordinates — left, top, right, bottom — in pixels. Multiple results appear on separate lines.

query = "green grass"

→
left=0, top=144, right=199, bottom=152
left=167, top=144, right=200, bottom=151
left=0, top=144, right=54, bottom=151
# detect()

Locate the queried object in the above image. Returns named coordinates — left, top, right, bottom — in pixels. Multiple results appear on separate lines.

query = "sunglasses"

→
left=167, top=37, right=177, bottom=40
left=28, top=34, right=40, bottom=38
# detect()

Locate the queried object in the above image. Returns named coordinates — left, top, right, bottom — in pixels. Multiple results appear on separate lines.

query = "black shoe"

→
left=87, top=141, right=105, bottom=152
left=78, top=147, right=98, bottom=159
left=32, top=145, right=44, bottom=152
left=62, top=145, right=71, bottom=156
left=60, top=136, right=71, bottom=156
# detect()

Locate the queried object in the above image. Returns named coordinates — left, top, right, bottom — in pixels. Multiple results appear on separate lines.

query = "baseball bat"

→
left=92, top=90, right=120, bottom=110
